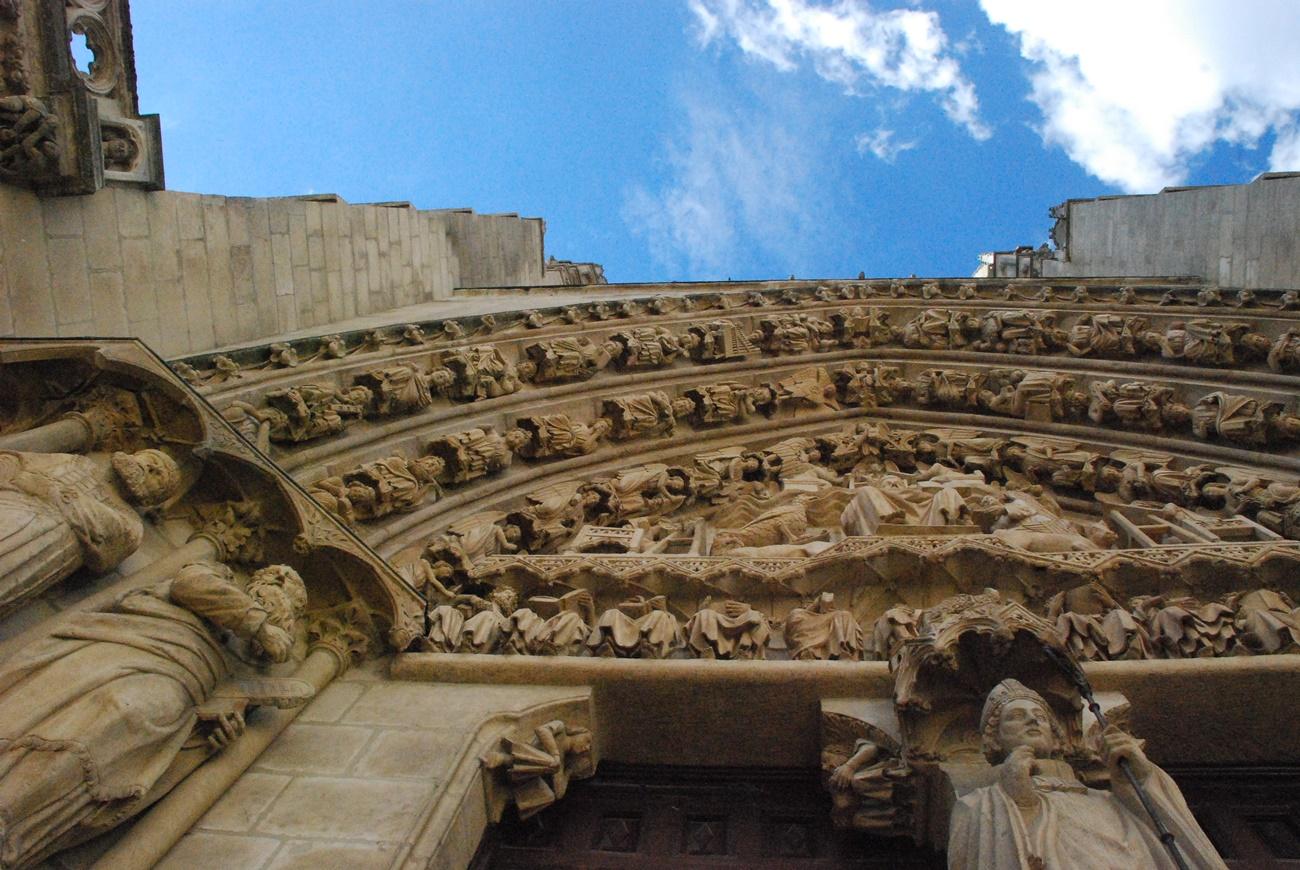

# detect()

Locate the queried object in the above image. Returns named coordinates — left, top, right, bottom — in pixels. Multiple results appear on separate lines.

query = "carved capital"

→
left=188, top=500, right=265, bottom=564
left=306, top=602, right=377, bottom=673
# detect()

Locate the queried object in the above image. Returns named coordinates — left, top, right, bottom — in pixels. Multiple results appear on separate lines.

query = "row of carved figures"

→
left=414, top=589, right=864, bottom=660
left=175, top=291, right=1300, bottom=389
left=305, top=376, right=1300, bottom=545
left=406, top=422, right=1300, bottom=572
left=1041, top=583, right=1300, bottom=661
left=412, top=581, right=1300, bottom=663
left=217, top=330, right=1300, bottom=461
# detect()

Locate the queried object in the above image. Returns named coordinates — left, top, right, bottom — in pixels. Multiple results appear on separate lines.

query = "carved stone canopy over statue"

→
left=0, top=448, right=183, bottom=614
left=948, top=679, right=1226, bottom=870
left=0, top=561, right=310, bottom=868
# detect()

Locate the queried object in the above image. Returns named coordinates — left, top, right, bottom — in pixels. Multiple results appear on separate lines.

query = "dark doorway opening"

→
left=470, top=764, right=943, bottom=869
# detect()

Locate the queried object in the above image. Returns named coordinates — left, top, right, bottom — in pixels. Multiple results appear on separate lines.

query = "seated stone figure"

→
left=0, top=561, right=307, bottom=868
left=948, top=679, right=1225, bottom=869
left=783, top=593, right=865, bottom=661
left=0, top=448, right=182, bottom=613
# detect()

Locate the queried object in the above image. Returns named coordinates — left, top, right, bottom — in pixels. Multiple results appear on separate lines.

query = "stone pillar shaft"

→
left=0, top=416, right=92, bottom=453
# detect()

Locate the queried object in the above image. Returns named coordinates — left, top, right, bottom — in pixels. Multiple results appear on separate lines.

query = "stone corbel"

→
left=820, top=699, right=917, bottom=840
left=481, top=718, right=597, bottom=822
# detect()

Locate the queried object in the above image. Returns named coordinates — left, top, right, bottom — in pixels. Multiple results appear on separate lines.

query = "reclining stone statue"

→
left=0, top=560, right=309, bottom=868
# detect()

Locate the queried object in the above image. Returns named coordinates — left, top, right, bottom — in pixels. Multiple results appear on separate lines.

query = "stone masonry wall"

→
left=1046, top=173, right=1300, bottom=289
left=0, top=186, right=545, bottom=358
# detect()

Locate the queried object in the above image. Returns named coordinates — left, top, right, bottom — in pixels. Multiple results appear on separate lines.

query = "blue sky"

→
left=129, top=1, right=1300, bottom=283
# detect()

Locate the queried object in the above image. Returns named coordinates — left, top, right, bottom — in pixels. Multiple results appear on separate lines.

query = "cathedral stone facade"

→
left=0, top=3, right=1298, bottom=869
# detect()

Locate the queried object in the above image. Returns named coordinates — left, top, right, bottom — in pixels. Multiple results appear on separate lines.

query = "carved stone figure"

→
left=835, top=363, right=910, bottom=408
left=831, top=307, right=894, bottom=347
left=511, top=415, right=611, bottom=460
left=913, top=368, right=982, bottom=410
left=1131, top=595, right=1236, bottom=658
left=901, top=309, right=976, bottom=349
left=687, top=447, right=766, bottom=504
left=870, top=605, right=919, bottom=660
left=770, top=366, right=841, bottom=416
left=601, top=391, right=686, bottom=440
left=752, top=314, right=834, bottom=354
left=1066, top=314, right=1146, bottom=358
left=840, top=469, right=990, bottom=535
left=683, top=381, right=767, bottom=427
left=1231, top=589, right=1300, bottom=654
left=683, top=320, right=755, bottom=362
left=784, top=593, right=865, bottom=660
left=0, top=448, right=182, bottom=611
left=685, top=600, right=771, bottom=659
left=427, top=511, right=521, bottom=573
left=436, top=345, right=522, bottom=401
left=507, top=482, right=592, bottom=554
left=947, top=679, right=1226, bottom=869
left=1045, top=583, right=1150, bottom=662
left=424, top=585, right=521, bottom=654
left=579, top=464, right=691, bottom=525
left=482, top=721, right=595, bottom=819
left=586, top=596, right=684, bottom=659
left=1149, top=319, right=1269, bottom=366
left=1087, top=380, right=1191, bottom=432
left=607, top=327, right=683, bottom=370
left=426, top=427, right=528, bottom=485
left=1267, top=327, right=1300, bottom=372
left=235, top=384, right=369, bottom=445
left=1191, top=392, right=1291, bottom=446
left=353, top=364, right=433, bottom=417
left=0, top=561, right=308, bottom=867
left=973, top=309, right=1067, bottom=355
left=339, top=455, right=444, bottom=521
left=981, top=370, right=1087, bottom=422
left=0, top=95, right=59, bottom=179
left=711, top=494, right=817, bottom=553
left=824, top=720, right=909, bottom=834
left=521, top=337, right=611, bottom=383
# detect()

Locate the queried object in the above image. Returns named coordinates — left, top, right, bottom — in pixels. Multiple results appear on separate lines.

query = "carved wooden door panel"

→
left=470, top=765, right=943, bottom=869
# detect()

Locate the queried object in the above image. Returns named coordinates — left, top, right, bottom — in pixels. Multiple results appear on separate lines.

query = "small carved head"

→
left=111, top=448, right=182, bottom=509
left=980, top=679, right=1066, bottom=763
left=248, top=564, right=309, bottom=633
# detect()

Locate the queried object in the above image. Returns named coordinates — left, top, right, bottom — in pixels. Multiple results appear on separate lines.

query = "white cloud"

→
left=981, top=0, right=1300, bottom=192
left=622, top=94, right=820, bottom=277
left=690, top=0, right=991, bottom=140
left=855, top=127, right=916, bottom=162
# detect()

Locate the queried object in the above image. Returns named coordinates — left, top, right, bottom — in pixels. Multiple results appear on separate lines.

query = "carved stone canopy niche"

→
left=0, top=0, right=161, bottom=193
left=0, top=338, right=423, bottom=646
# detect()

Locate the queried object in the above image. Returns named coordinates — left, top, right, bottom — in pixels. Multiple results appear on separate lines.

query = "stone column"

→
left=0, top=414, right=93, bottom=453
